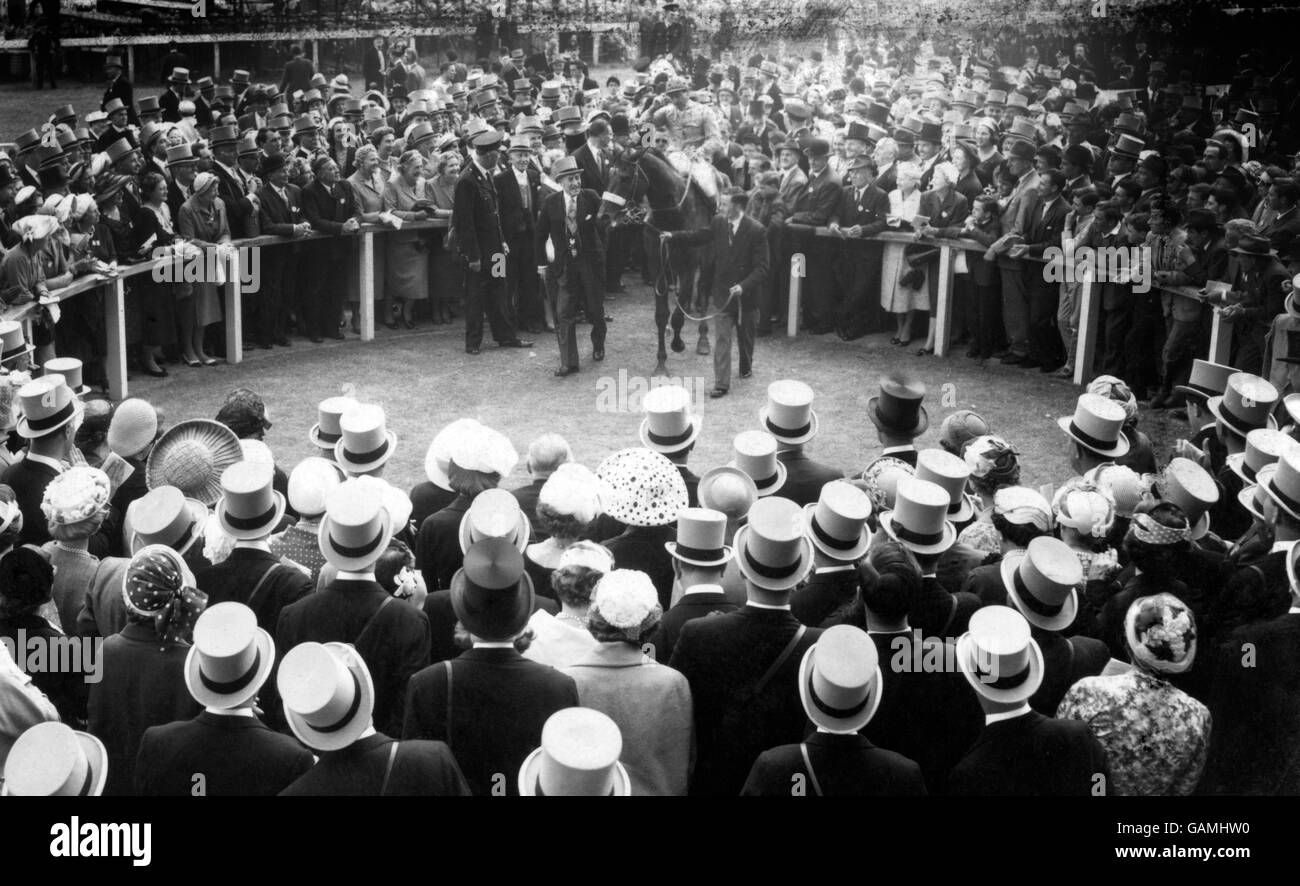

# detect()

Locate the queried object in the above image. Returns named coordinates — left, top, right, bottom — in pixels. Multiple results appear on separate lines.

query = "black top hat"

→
left=260, top=153, right=288, bottom=176
left=867, top=374, right=929, bottom=438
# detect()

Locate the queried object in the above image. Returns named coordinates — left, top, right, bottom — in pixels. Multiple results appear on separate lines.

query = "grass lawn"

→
left=119, top=276, right=1184, bottom=497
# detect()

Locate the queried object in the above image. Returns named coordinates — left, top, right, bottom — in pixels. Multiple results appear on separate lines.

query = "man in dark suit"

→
left=784, top=138, right=843, bottom=333
left=102, top=55, right=138, bottom=127
left=761, top=380, right=843, bottom=507
left=256, top=152, right=310, bottom=349
left=279, top=43, right=315, bottom=98
left=670, top=496, right=823, bottom=795
left=1019, top=168, right=1070, bottom=372
left=666, top=188, right=768, bottom=398
left=653, top=507, right=740, bottom=662
left=949, top=606, right=1109, bottom=796
left=536, top=155, right=606, bottom=376
left=1262, top=180, right=1300, bottom=261
left=455, top=130, right=532, bottom=355
left=571, top=118, right=612, bottom=196
left=510, top=434, right=572, bottom=537
left=277, top=483, right=431, bottom=737
left=404, top=540, right=579, bottom=796
left=158, top=67, right=188, bottom=123
left=829, top=155, right=891, bottom=339
left=209, top=125, right=259, bottom=239
left=362, top=36, right=388, bottom=91
left=495, top=138, right=548, bottom=335
left=301, top=155, right=361, bottom=342
left=281, top=733, right=471, bottom=796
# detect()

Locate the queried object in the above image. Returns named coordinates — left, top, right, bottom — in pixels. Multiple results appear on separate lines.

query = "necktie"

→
left=520, top=176, right=529, bottom=211
left=566, top=197, right=577, bottom=238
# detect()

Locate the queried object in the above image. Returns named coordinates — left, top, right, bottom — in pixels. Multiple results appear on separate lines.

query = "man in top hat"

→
left=495, top=135, right=548, bottom=336
left=1058, top=392, right=1132, bottom=475
left=404, top=538, right=578, bottom=795
left=662, top=187, right=769, bottom=397
left=537, top=154, right=605, bottom=375
left=828, top=155, right=891, bottom=340
left=277, top=479, right=430, bottom=737
left=865, top=373, right=928, bottom=467
left=301, top=155, right=361, bottom=342
left=1221, top=233, right=1288, bottom=375
left=653, top=507, right=739, bottom=663
left=783, top=137, right=844, bottom=333
left=669, top=495, right=823, bottom=795
left=1202, top=537, right=1300, bottom=795
left=134, top=602, right=313, bottom=796
left=949, top=606, right=1109, bottom=795
left=94, top=100, right=135, bottom=154
left=760, top=379, right=844, bottom=505
left=159, top=67, right=190, bottom=123
left=102, top=54, right=138, bottom=127
left=742, top=625, right=925, bottom=796
left=195, top=462, right=312, bottom=642
left=256, top=151, right=309, bottom=349
left=4, top=721, right=106, bottom=797
left=638, top=385, right=701, bottom=505
left=456, top=129, right=533, bottom=356
left=790, top=481, right=872, bottom=628
left=210, top=124, right=261, bottom=240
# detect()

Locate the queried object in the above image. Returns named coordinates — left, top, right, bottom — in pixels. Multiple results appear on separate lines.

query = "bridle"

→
left=603, top=150, right=693, bottom=233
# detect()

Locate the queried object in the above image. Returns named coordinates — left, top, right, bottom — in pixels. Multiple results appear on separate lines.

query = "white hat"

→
left=537, top=462, right=607, bottom=524
left=278, top=641, right=375, bottom=752
left=879, top=477, right=956, bottom=556
left=1000, top=537, right=1082, bottom=631
left=2, top=722, right=108, bottom=796
left=802, top=480, right=872, bottom=562
left=639, top=384, right=701, bottom=453
left=759, top=379, right=819, bottom=445
left=729, top=430, right=787, bottom=497
left=184, top=602, right=276, bottom=709
left=334, top=403, right=397, bottom=474
left=797, top=625, right=882, bottom=733
left=1057, top=393, right=1130, bottom=458
left=318, top=479, right=394, bottom=571
left=955, top=605, right=1044, bottom=703
left=518, top=708, right=631, bottom=796
left=734, top=496, right=814, bottom=591
left=449, top=422, right=518, bottom=478
left=287, top=456, right=344, bottom=518
left=425, top=418, right=484, bottom=489
left=590, top=568, right=662, bottom=642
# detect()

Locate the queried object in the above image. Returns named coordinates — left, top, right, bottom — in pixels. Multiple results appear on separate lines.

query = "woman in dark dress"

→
left=131, top=172, right=180, bottom=375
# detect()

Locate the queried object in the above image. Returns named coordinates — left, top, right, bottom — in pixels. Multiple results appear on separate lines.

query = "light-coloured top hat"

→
left=759, top=379, right=819, bottom=445
left=288, top=456, right=344, bottom=519
left=1174, top=358, right=1236, bottom=402
left=334, top=403, right=397, bottom=475
left=695, top=465, right=758, bottom=521
left=1226, top=428, right=1298, bottom=486
left=802, top=480, right=873, bottom=563
left=215, top=460, right=287, bottom=540
left=42, top=357, right=89, bottom=396
left=596, top=448, right=689, bottom=528
left=914, top=448, right=976, bottom=523
left=16, top=376, right=78, bottom=440
left=1056, top=393, right=1130, bottom=458
left=797, top=625, right=883, bottom=734
left=1, top=722, right=107, bottom=796
left=184, top=602, right=275, bottom=709
left=729, top=430, right=788, bottom=497
left=1207, top=372, right=1280, bottom=438
left=734, top=496, right=814, bottom=592
left=278, top=641, right=375, bottom=752
left=458, top=487, right=531, bottom=554
left=130, top=485, right=208, bottom=555
left=0, top=319, right=33, bottom=366
left=639, top=384, right=701, bottom=454
left=551, top=155, right=582, bottom=179
left=1237, top=463, right=1277, bottom=524
left=309, top=395, right=358, bottom=450
left=1263, top=446, right=1300, bottom=521
left=956, top=605, right=1044, bottom=703
left=1000, top=537, right=1082, bottom=631
left=880, top=477, right=957, bottom=556
left=318, top=479, right=393, bottom=571
left=665, top=507, right=733, bottom=568
left=519, top=707, right=631, bottom=796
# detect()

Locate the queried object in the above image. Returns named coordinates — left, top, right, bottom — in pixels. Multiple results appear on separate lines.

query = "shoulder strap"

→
left=941, top=595, right=960, bottom=636
left=379, top=741, right=400, bottom=796
left=799, top=742, right=824, bottom=797
left=244, top=562, right=280, bottom=614
left=754, top=624, right=807, bottom=700
left=444, top=659, right=454, bottom=747
left=355, top=594, right=397, bottom=646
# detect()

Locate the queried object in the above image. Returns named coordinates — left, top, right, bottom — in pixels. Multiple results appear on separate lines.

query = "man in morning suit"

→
left=669, top=497, right=823, bottom=796
left=783, top=137, right=843, bottom=335
left=537, top=154, right=607, bottom=376
left=1020, top=169, right=1071, bottom=372
left=454, top=129, right=532, bottom=355
left=256, top=152, right=309, bottom=349
left=301, top=156, right=362, bottom=342
left=102, top=55, right=138, bottom=127
left=828, top=156, right=891, bottom=340
left=665, top=188, right=768, bottom=398
left=495, top=137, right=548, bottom=334
left=789, top=480, right=871, bottom=627
left=761, top=380, right=843, bottom=506
left=652, top=507, right=740, bottom=663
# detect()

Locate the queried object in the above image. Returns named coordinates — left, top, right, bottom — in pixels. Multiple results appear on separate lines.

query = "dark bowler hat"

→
left=867, top=374, right=928, bottom=438
left=260, top=153, right=288, bottom=176
left=802, top=137, right=830, bottom=158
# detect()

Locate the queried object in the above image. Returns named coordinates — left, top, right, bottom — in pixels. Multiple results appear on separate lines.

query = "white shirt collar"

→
left=336, top=570, right=376, bottom=581
left=746, top=601, right=791, bottom=611
left=985, top=704, right=1032, bottom=725
left=235, top=539, right=272, bottom=553
left=24, top=452, right=65, bottom=473
left=683, top=583, right=724, bottom=597
left=205, top=706, right=256, bottom=718
left=1271, top=540, right=1295, bottom=555
left=473, top=640, right=516, bottom=649
left=815, top=565, right=856, bottom=575
left=881, top=444, right=914, bottom=455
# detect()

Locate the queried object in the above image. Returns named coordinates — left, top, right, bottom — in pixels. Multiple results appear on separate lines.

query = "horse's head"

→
left=598, top=146, right=648, bottom=226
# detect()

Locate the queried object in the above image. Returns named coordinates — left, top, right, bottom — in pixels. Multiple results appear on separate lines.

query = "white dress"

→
left=880, top=189, right=929, bottom=313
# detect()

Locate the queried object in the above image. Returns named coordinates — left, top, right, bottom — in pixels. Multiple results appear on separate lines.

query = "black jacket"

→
left=402, top=647, right=579, bottom=796
left=651, top=589, right=738, bottom=664
left=195, top=547, right=313, bottom=636
left=415, top=494, right=473, bottom=591
left=452, top=160, right=505, bottom=266
left=535, top=187, right=606, bottom=278
left=775, top=449, right=844, bottom=507
left=742, top=731, right=927, bottom=796
left=791, top=567, right=859, bottom=628
left=949, top=710, right=1110, bottom=796
left=495, top=164, right=544, bottom=238
left=602, top=524, right=677, bottom=611
left=674, top=213, right=768, bottom=303
left=135, top=711, right=314, bottom=796
left=280, top=733, right=472, bottom=796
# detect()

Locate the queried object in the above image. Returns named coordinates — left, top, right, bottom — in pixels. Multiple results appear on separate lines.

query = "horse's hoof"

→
left=696, top=338, right=711, bottom=356
left=671, top=337, right=685, bottom=353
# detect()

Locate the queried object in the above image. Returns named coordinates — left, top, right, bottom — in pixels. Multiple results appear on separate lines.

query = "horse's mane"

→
left=634, top=146, right=718, bottom=215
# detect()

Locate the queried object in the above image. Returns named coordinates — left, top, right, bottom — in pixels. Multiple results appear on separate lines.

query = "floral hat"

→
left=963, top=434, right=1020, bottom=487
left=40, top=466, right=111, bottom=526
left=588, top=569, right=662, bottom=644
left=1051, top=476, right=1116, bottom=540
left=859, top=456, right=916, bottom=513
left=595, top=448, right=688, bottom=528
left=121, top=544, right=209, bottom=646
left=1124, top=593, right=1196, bottom=675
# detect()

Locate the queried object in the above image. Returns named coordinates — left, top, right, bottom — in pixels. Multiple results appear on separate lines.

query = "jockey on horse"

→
left=647, top=76, right=727, bottom=201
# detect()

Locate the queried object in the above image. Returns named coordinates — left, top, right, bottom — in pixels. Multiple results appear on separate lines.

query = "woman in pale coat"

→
left=562, top=569, right=693, bottom=796
left=347, top=143, right=389, bottom=331
left=176, top=172, right=229, bottom=365
left=881, top=161, right=926, bottom=346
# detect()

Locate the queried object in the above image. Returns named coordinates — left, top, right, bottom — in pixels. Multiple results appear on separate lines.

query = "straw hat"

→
left=287, top=456, right=344, bottom=519
left=596, top=448, right=689, bottom=527
left=665, top=507, right=733, bottom=568
left=639, top=384, right=701, bottom=453
left=106, top=397, right=159, bottom=459
left=1000, top=537, right=1082, bottom=631
left=797, top=625, right=883, bottom=733
left=2, top=722, right=107, bottom=796
left=955, top=605, right=1044, bottom=703
left=518, top=707, right=631, bottom=796
left=879, top=477, right=957, bottom=556
left=278, top=641, right=375, bottom=752
left=214, top=461, right=287, bottom=540
left=147, top=419, right=244, bottom=506
left=184, top=602, right=275, bottom=709
left=729, top=430, right=788, bottom=497
left=802, top=480, right=872, bottom=562
left=733, top=496, right=814, bottom=591
left=317, top=479, right=394, bottom=571
left=759, top=379, right=819, bottom=445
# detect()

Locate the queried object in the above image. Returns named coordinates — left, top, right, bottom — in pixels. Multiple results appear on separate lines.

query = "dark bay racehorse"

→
left=598, top=146, right=720, bottom=376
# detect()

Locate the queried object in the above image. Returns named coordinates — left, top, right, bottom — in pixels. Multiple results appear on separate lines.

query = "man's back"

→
left=136, top=712, right=314, bottom=796
left=949, top=709, right=1109, bottom=796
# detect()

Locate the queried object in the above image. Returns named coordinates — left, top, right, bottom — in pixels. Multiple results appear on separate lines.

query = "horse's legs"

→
left=649, top=230, right=669, bottom=375
left=669, top=251, right=687, bottom=353
left=694, top=269, right=711, bottom=355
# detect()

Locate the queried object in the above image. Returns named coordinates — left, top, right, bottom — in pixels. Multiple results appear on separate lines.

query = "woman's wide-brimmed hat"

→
left=147, top=419, right=244, bottom=506
left=596, top=448, right=689, bottom=528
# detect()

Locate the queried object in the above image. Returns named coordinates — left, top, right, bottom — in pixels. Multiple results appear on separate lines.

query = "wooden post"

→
left=213, top=43, right=221, bottom=81
left=126, top=46, right=135, bottom=83
left=933, top=245, right=955, bottom=357
left=1073, top=276, right=1097, bottom=387
left=312, top=40, right=320, bottom=71
left=1209, top=310, right=1233, bottom=364
left=225, top=248, right=243, bottom=364
left=359, top=231, right=375, bottom=341
left=105, top=277, right=128, bottom=401
left=787, top=254, right=801, bottom=338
